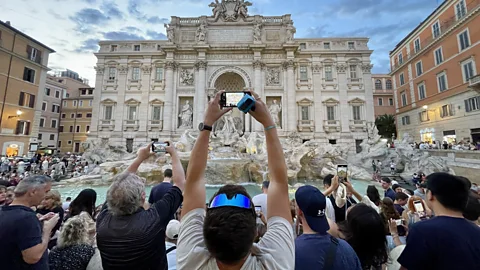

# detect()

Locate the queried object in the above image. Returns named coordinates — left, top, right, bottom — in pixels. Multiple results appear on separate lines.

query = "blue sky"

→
left=1, top=0, right=442, bottom=85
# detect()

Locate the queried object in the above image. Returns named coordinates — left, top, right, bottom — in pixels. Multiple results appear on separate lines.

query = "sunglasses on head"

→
left=209, top=193, right=254, bottom=214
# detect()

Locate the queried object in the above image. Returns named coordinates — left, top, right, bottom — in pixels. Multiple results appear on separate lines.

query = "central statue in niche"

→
left=209, top=0, right=253, bottom=22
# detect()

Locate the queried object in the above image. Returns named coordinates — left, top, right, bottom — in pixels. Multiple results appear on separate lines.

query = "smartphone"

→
left=220, top=92, right=251, bottom=108
left=413, top=200, right=424, bottom=213
left=337, top=164, right=348, bottom=182
left=255, top=205, right=262, bottom=217
left=151, top=142, right=169, bottom=153
left=395, top=219, right=403, bottom=226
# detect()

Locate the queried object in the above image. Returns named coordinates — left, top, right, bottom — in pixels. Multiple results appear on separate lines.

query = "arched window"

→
left=375, top=80, right=383, bottom=90
left=386, top=80, right=392, bottom=90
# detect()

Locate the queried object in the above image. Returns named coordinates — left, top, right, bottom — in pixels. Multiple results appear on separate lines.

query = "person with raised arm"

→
left=177, top=90, right=294, bottom=270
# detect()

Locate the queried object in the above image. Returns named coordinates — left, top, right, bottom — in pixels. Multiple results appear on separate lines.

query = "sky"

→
left=0, top=0, right=442, bottom=86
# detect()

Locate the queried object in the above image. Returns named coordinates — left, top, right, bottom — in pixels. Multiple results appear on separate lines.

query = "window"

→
left=71, top=113, right=75, bottom=119
left=28, top=46, right=39, bottom=62
left=399, top=73, right=405, bottom=85
left=59, top=126, right=64, bottom=132
left=15, top=120, right=30, bottom=135
left=81, top=89, right=87, bottom=95
left=416, top=61, right=423, bottom=76
left=88, top=89, right=93, bottom=95
left=134, top=45, right=140, bottom=51
left=349, top=65, right=357, bottom=79
left=434, top=47, right=443, bottom=65
left=86, top=113, right=92, bottom=118
left=39, top=118, right=45, bottom=127
left=23, top=67, right=35, bottom=83
left=77, top=113, right=82, bottom=118
left=375, top=80, right=382, bottom=90
left=418, top=83, right=426, bottom=100
left=49, top=134, right=55, bottom=140
left=432, top=21, right=441, bottom=38
left=45, top=88, right=50, bottom=96
left=458, top=30, right=470, bottom=51
left=69, top=126, right=73, bottom=132
left=462, top=60, right=476, bottom=82
left=401, top=91, right=407, bottom=107
left=111, top=45, right=117, bottom=52
left=76, top=126, right=80, bottom=132
left=38, top=133, right=42, bottom=140
left=419, top=111, right=429, bottom=122
left=68, top=141, right=72, bottom=145
left=157, top=45, right=162, bottom=51
left=51, top=119, right=57, bottom=128
left=324, top=66, right=333, bottom=81
left=73, top=100, right=77, bottom=107
left=299, top=43, right=306, bottom=50
left=301, top=106, right=309, bottom=120
left=465, top=96, right=480, bottom=112
left=55, top=90, right=60, bottom=98
left=19, top=92, right=35, bottom=108
left=324, top=42, right=330, bottom=49
left=455, top=0, right=467, bottom=20
left=437, top=72, right=448, bottom=92
left=132, top=67, right=140, bottom=81
left=329, top=140, right=337, bottom=145
left=104, top=106, right=113, bottom=120
left=51, top=104, right=60, bottom=113
left=155, top=67, right=163, bottom=81
left=414, top=38, right=421, bottom=53
left=348, top=42, right=355, bottom=49
left=389, top=98, right=394, bottom=106
left=327, top=106, right=335, bottom=120
left=378, top=98, right=383, bottom=106
left=152, top=106, right=162, bottom=120
left=63, top=100, right=67, bottom=107
left=79, top=100, right=83, bottom=107
left=42, top=102, right=47, bottom=111
left=386, top=80, right=392, bottom=90
left=58, top=141, right=62, bottom=147
left=89, top=100, right=93, bottom=106
left=61, top=114, right=66, bottom=119
left=352, top=106, right=361, bottom=120
left=108, top=67, right=116, bottom=80
left=398, top=53, right=403, bottom=65
left=440, top=104, right=454, bottom=118
left=86, top=126, right=90, bottom=132
left=127, top=106, right=137, bottom=120
left=401, top=115, right=410, bottom=125
left=299, top=66, right=308, bottom=81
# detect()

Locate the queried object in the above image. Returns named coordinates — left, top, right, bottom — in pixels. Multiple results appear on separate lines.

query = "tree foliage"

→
left=375, top=114, right=397, bottom=140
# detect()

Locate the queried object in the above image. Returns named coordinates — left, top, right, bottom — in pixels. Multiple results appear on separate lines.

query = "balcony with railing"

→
left=469, top=75, right=480, bottom=93
left=323, top=120, right=340, bottom=133
left=148, top=120, right=164, bottom=131
left=123, top=119, right=139, bottom=131
left=297, top=120, right=314, bottom=132
left=99, top=119, right=115, bottom=131
left=349, top=120, right=367, bottom=132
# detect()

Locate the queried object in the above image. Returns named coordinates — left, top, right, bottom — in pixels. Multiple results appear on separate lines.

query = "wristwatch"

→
left=198, top=122, right=213, bottom=131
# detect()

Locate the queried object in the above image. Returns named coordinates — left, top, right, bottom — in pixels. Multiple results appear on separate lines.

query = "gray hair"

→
left=106, top=172, right=145, bottom=216
left=57, top=216, right=90, bottom=248
left=14, top=175, right=52, bottom=197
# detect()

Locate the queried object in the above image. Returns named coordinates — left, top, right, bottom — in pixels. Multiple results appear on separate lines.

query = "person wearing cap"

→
left=295, top=185, right=362, bottom=270
left=252, top=180, right=269, bottom=221
left=165, top=220, right=180, bottom=270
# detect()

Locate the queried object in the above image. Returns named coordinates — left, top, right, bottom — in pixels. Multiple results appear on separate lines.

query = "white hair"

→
left=14, top=175, right=52, bottom=197
left=57, top=216, right=90, bottom=248
left=106, top=172, right=145, bottom=216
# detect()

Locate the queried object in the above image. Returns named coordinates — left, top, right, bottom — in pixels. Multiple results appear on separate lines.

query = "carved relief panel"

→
left=179, top=68, right=195, bottom=86
left=266, top=97, right=283, bottom=129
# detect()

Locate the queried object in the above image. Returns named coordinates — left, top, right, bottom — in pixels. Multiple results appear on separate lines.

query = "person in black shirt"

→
left=323, top=174, right=355, bottom=223
left=149, top=169, right=173, bottom=204
left=96, top=142, right=185, bottom=270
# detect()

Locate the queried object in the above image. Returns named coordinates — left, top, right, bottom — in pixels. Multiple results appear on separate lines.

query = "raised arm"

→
left=182, top=91, right=232, bottom=216
left=166, top=142, right=186, bottom=191
left=249, top=91, right=291, bottom=223
left=126, top=143, right=154, bottom=173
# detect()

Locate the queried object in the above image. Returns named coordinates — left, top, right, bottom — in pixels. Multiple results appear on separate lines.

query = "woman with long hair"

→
left=338, top=203, right=388, bottom=270
left=36, top=190, right=64, bottom=249
left=401, top=195, right=428, bottom=227
left=381, top=197, right=407, bottom=251
left=68, top=189, right=97, bottom=245
left=344, top=182, right=380, bottom=213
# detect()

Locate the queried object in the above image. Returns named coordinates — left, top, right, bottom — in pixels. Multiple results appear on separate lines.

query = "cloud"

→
left=323, top=0, right=438, bottom=18
left=146, top=30, right=167, bottom=40
left=70, top=8, right=110, bottom=33
left=102, top=31, right=145, bottom=40
left=101, top=1, right=124, bottom=19
left=82, top=0, right=97, bottom=3
left=74, top=38, right=100, bottom=53
left=146, top=16, right=169, bottom=24
left=121, top=26, right=142, bottom=33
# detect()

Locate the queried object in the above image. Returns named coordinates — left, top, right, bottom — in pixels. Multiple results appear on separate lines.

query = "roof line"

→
left=0, top=20, right=56, bottom=53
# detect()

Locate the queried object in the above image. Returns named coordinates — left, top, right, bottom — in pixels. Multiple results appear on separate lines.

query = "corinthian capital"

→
left=282, top=60, right=295, bottom=70
left=253, top=60, right=265, bottom=70
left=94, top=65, right=105, bottom=75
left=194, top=60, right=208, bottom=70
left=165, top=61, right=178, bottom=70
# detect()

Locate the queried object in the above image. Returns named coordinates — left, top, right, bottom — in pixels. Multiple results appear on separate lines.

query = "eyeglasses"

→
left=209, top=193, right=253, bottom=210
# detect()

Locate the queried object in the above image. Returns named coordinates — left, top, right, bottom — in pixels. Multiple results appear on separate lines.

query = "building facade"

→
left=371, top=74, right=395, bottom=118
left=90, top=0, right=375, bottom=152
left=38, top=75, right=65, bottom=152
left=390, top=0, right=480, bottom=144
left=0, top=20, right=54, bottom=156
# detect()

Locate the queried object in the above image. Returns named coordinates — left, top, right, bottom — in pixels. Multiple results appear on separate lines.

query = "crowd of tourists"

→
left=413, top=140, right=479, bottom=150
left=1, top=90, right=479, bottom=270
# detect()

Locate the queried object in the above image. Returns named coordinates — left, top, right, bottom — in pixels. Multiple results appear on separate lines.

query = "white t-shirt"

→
left=252, top=193, right=268, bottom=218
left=62, top=202, right=71, bottom=211
left=325, top=198, right=336, bottom=223
left=165, top=241, right=177, bottom=270
left=177, top=208, right=295, bottom=270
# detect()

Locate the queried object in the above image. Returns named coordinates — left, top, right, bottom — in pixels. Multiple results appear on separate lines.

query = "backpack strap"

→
left=166, top=245, right=177, bottom=254
left=323, top=236, right=339, bottom=270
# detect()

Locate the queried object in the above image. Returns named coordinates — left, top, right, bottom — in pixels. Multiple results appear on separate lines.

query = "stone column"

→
left=114, top=64, right=128, bottom=133
left=361, top=63, right=375, bottom=123
left=164, top=61, right=177, bottom=134
left=253, top=60, right=264, bottom=131
left=312, top=64, right=324, bottom=136
left=336, top=63, right=350, bottom=132
left=284, top=60, right=296, bottom=131
left=195, top=61, right=207, bottom=127
left=138, top=65, right=152, bottom=139
left=90, top=65, right=105, bottom=135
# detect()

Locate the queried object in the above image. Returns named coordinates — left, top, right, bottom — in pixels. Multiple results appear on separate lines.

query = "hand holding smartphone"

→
left=151, top=142, right=170, bottom=153
left=220, top=91, right=255, bottom=113
left=255, top=205, right=262, bottom=217
left=337, top=164, right=348, bottom=183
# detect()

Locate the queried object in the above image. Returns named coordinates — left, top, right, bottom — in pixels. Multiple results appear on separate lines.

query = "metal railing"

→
left=469, top=75, right=480, bottom=86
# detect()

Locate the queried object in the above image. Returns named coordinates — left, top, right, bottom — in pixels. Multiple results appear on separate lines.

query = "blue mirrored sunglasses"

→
left=209, top=193, right=252, bottom=210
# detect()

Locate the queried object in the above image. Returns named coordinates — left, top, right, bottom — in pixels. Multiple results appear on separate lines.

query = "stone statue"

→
left=209, top=0, right=224, bottom=21
left=196, top=22, right=207, bottom=42
left=269, top=99, right=282, bottom=127
left=164, top=23, right=175, bottom=42
left=286, top=23, right=296, bottom=42
left=215, top=110, right=243, bottom=145
left=253, top=23, right=262, bottom=42
left=180, top=69, right=194, bottom=85
left=266, top=68, right=280, bottom=85
left=179, top=100, right=193, bottom=128
left=235, top=0, right=252, bottom=18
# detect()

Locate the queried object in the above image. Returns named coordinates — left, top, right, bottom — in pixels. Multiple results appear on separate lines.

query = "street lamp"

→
left=8, top=109, right=22, bottom=119
left=422, top=105, right=428, bottom=110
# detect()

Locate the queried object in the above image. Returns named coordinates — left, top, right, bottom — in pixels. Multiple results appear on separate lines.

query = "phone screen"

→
left=413, top=200, right=424, bottom=213
left=255, top=205, right=262, bottom=216
left=225, top=92, right=245, bottom=107
left=337, top=165, right=348, bottom=182
left=152, top=142, right=169, bottom=153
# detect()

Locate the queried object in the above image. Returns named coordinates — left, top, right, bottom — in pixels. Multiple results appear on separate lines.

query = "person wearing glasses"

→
left=177, top=90, right=294, bottom=269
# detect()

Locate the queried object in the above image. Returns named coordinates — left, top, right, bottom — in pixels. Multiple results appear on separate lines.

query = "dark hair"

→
left=395, top=192, right=409, bottom=201
left=262, top=181, right=270, bottom=189
left=457, top=176, right=472, bottom=189
left=426, top=173, right=469, bottom=212
left=164, top=169, right=173, bottom=178
left=392, top=184, right=400, bottom=191
left=338, top=204, right=388, bottom=269
left=381, top=197, right=400, bottom=220
left=404, top=189, right=414, bottom=196
left=366, top=185, right=381, bottom=206
left=463, top=191, right=480, bottom=221
left=323, top=174, right=334, bottom=187
left=66, top=197, right=72, bottom=201
left=381, top=177, right=391, bottom=184
left=204, top=184, right=256, bottom=265
left=69, top=189, right=97, bottom=218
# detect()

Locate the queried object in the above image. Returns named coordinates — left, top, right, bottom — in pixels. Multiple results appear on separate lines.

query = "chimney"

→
left=6, top=21, right=11, bottom=26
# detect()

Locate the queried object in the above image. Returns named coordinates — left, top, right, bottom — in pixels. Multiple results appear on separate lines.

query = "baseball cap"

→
left=166, top=220, right=180, bottom=240
left=295, top=185, right=330, bottom=234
